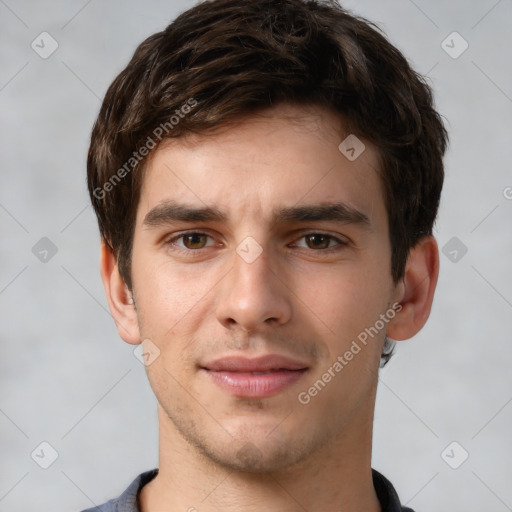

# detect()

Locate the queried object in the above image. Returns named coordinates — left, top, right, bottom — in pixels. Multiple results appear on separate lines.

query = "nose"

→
left=215, top=244, right=292, bottom=333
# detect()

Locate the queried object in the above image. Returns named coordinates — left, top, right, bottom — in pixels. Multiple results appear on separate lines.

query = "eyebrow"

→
left=274, top=203, right=372, bottom=230
left=143, top=201, right=227, bottom=227
left=142, top=200, right=372, bottom=231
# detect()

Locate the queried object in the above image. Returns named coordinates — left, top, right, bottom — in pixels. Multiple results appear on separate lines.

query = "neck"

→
left=140, top=399, right=381, bottom=512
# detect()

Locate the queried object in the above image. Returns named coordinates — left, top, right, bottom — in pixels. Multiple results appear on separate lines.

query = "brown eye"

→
left=182, top=233, right=208, bottom=249
left=304, top=234, right=332, bottom=249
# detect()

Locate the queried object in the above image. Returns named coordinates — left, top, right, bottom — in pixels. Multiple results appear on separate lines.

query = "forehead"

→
left=136, top=103, right=386, bottom=229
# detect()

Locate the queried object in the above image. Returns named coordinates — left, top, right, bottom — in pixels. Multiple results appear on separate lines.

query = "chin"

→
left=200, top=440, right=307, bottom=474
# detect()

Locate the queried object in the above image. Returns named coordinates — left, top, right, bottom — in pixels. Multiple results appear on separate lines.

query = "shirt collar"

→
left=112, top=467, right=411, bottom=512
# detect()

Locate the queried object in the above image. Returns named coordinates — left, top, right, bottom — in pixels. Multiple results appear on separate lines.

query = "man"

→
left=84, top=0, right=447, bottom=510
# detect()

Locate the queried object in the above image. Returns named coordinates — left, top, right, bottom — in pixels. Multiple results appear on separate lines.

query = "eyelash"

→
left=164, top=231, right=348, bottom=255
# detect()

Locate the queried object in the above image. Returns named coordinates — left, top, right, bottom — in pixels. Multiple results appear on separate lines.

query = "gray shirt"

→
left=80, top=468, right=414, bottom=512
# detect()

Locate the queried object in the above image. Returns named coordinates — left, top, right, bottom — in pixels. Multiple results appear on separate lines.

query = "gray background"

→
left=1, top=0, right=511, bottom=510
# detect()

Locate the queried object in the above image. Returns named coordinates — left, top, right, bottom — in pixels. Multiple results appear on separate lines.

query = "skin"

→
left=101, top=103, right=439, bottom=512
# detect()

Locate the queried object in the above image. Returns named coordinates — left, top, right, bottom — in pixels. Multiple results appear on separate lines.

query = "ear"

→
left=99, top=240, right=141, bottom=345
left=386, top=235, right=439, bottom=341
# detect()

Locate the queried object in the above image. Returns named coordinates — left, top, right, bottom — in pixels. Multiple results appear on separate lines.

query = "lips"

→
left=201, top=354, right=309, bottom=398
left=203, top=354, right=309, bottom=372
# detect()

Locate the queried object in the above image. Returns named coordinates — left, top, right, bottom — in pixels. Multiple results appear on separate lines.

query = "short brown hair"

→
left=88, top=0, right=447, bottom=293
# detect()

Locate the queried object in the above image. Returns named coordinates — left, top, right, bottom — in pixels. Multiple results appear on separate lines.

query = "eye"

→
left=294, top=233, right=346, bottom=250
left=167, top=232, right=215, bottom=250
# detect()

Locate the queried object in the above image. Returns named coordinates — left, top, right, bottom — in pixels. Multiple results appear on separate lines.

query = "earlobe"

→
left=99, top=241, right=141, bottom=345
left=386, top=236, right=439, bottom=341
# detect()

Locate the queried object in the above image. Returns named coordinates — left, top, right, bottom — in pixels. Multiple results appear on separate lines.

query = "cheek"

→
left=132, top=254, right=229, bottom=364
left=295, top=264, right=389, bottom=333
left=132, top=256, right=196, bottom=335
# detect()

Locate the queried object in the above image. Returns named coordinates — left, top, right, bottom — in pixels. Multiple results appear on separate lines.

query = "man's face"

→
left=129, top=103, right=401, bottom=472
